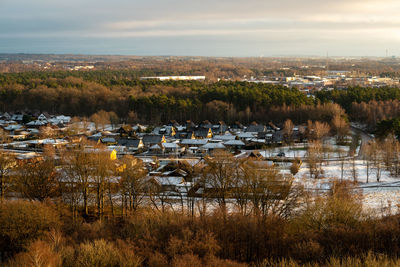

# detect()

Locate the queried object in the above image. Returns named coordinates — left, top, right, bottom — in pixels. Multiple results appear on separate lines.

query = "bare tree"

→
left=119, top=155, right=147, bottom=214
left=313, top=121, right=330, bottom=141
left=14, top=156, right=59, bottom=202
left=0, top=151, right=15, bottom=201
left=91, top=146, right=114, bottom=219
left=127, top=111, right=137, bottom=124
left=307, top=140, right=324, bottom=179
left=203, top=150, right=237, bottom=213
left=108, top=111, right=119, bottom=130
left=369, top=140, right=383, bottom=182
left=331, top=115, right=349, bottom=144
left=283, top=119, right=294, bottom=145
left=240, top=160, right=303, bottom=218
left=91, top=110, right=111, bottom=131
left=62, top=139, right=95, bottom=216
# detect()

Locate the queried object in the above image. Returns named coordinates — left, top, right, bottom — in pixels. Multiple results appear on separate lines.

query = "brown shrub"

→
left=6, top=240, right=61, bottom=267
left=0, top=200, right=60, bottom=257
left=172, top=253, right=203, bottom=267
left=75, top=239, right=141, bottom=267
left=166, top=228, right=220, bottom=259
left=147, top=252, right=168, bottom=267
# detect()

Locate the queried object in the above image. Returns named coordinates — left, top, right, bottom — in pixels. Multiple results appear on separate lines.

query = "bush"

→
left=0, top=200, right=60, bottom=257
left=76, top=239, right=141, bottom=267
left=6, top=240, right=61, bottom=267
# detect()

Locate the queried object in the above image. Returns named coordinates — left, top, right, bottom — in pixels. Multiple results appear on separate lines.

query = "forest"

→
left=3, top=70, right=400, bottom=128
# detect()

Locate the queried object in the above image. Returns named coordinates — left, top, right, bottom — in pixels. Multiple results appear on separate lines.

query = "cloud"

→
left=1, top=0, right=399, bottom=56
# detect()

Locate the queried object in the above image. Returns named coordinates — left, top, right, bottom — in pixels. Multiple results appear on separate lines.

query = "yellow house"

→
left=110, top=149, right=117, bottom=160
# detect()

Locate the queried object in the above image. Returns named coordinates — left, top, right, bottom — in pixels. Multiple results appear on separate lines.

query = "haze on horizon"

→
left=1, top=0, right=399, bottom=57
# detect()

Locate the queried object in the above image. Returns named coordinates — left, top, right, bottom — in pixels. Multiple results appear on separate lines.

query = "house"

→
left=117, top=125, right=136, bottom=137
left=149, top=143, right=165, bottom=154
left=237, top=132, right=255, bottom=141
left=224, top=139, right=245, bottom=149
left=163, top=142, right=183, bottom=154
left=247, top=151, right=264, bottom=160
left=199, top=142, right=226, bottom=153
left=11, top=113, right=24, bottom=122
left=245, top=124, right=266, bottom=133
left=48, top=115, right=71, bottom=125
left=180, top=139, right=208, bottom=148
left=185, top=120, right=196, bottom=131
left=152, top=126, right=176, bottom=137
left=161, top=168, right=188, bottom=178
left=37, top=113, right=48, bottom=121
left=211, top=124, right=229, bottom=134
left=199, top=120, right=212, bottom=129
left=1, top=112, right=11, bottom=121
left=26, top=120, right=47, bottom=127
left=87, top=133, right=102, bottom=142
left=147, top=176, right=188, bottom=193
left=174, top=131, right=195, bottom=140
left=149, top=142, right=184, bottom=155
left=4, top=124, right=23, bottom=133
left=195, top=128, right=213, bottom=139
left=272, top=131, right=284, bottom=144
left=166, top=120, right=180, bottom=127
left=100, top=137, right=117, bottom=145
left=117, top=138, right=144, bottom=151
left=230, top=121, right=244, bottom=131
left=212, top=134, right=236, bottom=142
left=142, top=134, right=166, bottom=146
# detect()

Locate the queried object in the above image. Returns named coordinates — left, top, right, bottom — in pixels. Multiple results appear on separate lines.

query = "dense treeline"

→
left=0, top=71, right=314, bottom=123
left=3, top=71, right=400, bottom=126
left=315, top=86, right=400, bottom=113
left=352, top=100, right=400, bottom=128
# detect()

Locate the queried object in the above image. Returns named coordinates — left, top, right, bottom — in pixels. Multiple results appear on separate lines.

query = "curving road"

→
left=350, top=126, right=374, bottom=159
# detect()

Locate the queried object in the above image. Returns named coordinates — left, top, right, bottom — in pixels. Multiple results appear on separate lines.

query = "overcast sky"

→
left=1, top=0, right=399, bottom=57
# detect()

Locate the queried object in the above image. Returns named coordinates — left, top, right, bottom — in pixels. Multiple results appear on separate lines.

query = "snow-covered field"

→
left=292, top=158, right=400, bottom=215
left=257, top=135, right=400, bottom=215
left=260, top=141, right=350, bottom=159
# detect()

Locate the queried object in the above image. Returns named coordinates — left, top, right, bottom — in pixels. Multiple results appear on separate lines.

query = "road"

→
left=350, top=126, right=374, bottom=159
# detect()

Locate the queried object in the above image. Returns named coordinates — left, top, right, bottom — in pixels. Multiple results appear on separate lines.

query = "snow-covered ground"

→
left=257, top=136, right=400, bottom=215
left=292, top=159, right=400, bottom=215
left=259, top=143, right=350, bottom=159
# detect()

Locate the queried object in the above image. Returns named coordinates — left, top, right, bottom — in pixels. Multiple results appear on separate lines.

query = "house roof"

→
left=224, top=140, right=245, bottom=146
left=238, top=132, right=255, bottom=138
left=152, top=126, right=175, bottom=136
left=26, top=120, right=47, bottom=126
left=117, top=125, right=134, bottom=133
left=117, top=138, right=142, bottom=147
left=195, top=128, right=212, bottom=138
left=211, top=124, right=229, bottom=134
left=180, top=139, right=208, bottom=146
left=245, top=125, right=266, bottom=133
left=152, top=176, right=185, bottom=186
left=142, top=134, right=164, bottom=145
left=163, top=142, right=180, bottom=149
left=200, top=143, right=226, bottom=150
left=150, top=144, right=163, bottom=150
left=212, top=134, right=236, bottom=141
left=174, top=131, right=194, bottom=139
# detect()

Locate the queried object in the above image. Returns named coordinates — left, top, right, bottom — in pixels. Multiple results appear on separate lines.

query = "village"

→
left=2, top=110, right=400, bottom=215
left=0, top=111, right=296, bottom=159
left=0, top=111, right=323, bottom=193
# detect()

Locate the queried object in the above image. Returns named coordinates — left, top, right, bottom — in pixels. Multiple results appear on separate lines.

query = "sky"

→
left=1, top=0, right=400, bottom=57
